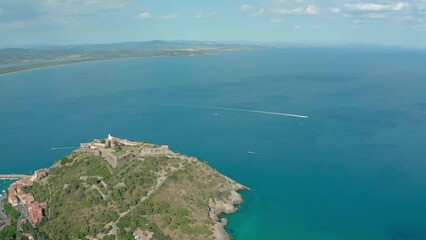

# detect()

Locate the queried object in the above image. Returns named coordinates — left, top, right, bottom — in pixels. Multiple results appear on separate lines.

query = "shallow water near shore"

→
left=1, top=48, right=426, bottom=239
left=0, top=180, right=13, bottom=193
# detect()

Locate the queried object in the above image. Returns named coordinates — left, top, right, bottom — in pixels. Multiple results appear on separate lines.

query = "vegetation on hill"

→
left=22, top=144, right=246, bottom=240
left=0, top=197, right=20, bottom=239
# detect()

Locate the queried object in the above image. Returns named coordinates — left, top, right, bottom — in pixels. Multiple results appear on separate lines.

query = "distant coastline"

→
left=0, top=58, right=102, bottom=76
left=0, top=50, right=252, bottom=76
left=0, top=55, right=206, bottom=76
left=0, top=40, right=277, bottom=76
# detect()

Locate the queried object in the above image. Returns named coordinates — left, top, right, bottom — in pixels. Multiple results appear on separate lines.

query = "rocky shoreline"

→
left=209, top=179, right=248, bottom=240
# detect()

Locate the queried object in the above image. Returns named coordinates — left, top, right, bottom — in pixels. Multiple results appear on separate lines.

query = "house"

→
left=16, top=184, right=23, bottom=193
left=25, top=194, right=35, bottom=206
left=18, top=177, right=32, bottom=186
left=8, top=190, right=18, bottom=206
left=19, top=192, right=35, bottom=206
left=30, top=169, right=47, bottom=182
left=28, top=202, right=47, bottom=225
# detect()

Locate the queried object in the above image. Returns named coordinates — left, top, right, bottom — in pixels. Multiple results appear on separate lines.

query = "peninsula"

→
left=0, top=40, right=282, bottom=75
left=0, top=135, right=248, bottom=240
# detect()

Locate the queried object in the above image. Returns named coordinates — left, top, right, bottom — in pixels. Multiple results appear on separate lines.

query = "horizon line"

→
left=1, top=40, right=425, bottom=51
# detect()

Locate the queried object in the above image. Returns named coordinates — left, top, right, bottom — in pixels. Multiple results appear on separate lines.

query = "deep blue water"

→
left=1, top=48, right=426, bottom=239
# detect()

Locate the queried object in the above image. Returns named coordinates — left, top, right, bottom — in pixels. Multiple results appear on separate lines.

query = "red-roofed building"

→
left=28, top=202, right=47, bottom=225
left=8, top=190, right=18, bottom=206
left=18, top=191, right=26, bottom=199
left=16, top=184, right=23, bottom=193
left=25, top=194, right=35, bottom=206
left=31, top=169, right=47, bottom=182
left=18, top=192, right=35, bottom=206
left=39, top=202, right=47, bottom=209
left=18, top=177, right=32, bottom=186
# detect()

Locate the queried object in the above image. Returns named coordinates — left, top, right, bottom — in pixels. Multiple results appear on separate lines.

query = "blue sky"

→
left=0, top=0, right=425, bottom=48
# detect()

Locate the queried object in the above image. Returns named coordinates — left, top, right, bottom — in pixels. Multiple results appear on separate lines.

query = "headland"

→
left=0, top=135, right=248, bottom=240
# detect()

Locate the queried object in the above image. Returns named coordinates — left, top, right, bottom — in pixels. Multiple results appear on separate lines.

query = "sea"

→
left=1, top=47, right=426, bottom=240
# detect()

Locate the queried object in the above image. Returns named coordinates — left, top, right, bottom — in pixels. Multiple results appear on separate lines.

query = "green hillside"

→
left=14, top=138, right=247, bottom=240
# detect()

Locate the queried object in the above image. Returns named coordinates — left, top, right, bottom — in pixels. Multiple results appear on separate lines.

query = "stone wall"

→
left=98, top=149, right=119, bottom=168
left=138, top=146, right=173, bottom=156
left=77, top=140, right=175, bottom=168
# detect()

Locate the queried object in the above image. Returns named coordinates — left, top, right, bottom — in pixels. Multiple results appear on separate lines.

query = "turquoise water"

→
left=1, top=48, right=426, bottom=239
left=0, top=180, right=13, bottom=193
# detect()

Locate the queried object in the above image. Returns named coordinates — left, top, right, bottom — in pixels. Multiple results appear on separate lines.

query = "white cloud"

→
left=195, top=11, right=216, bottom=19
left=137, top=12, right=152, bottom=20
left=344, top=2, right=409, bottom=11
left=306, top=4, right=318, bottom=15
left=394, top=2, right=409, bottom=11
left=40, top=0, right=136, bottom=15
left=279, top=4, right=318, bottom=15
left=269, top=18, right=284, bottom=23
left=353, top=19, right=367, bottom=24
left=294, top=24, right=300, bottom=29
left=240, top=4, right=264, bottom=16
left=366, top=13, right=387, bottom=19
left=331, top=8, right=341, bottom=13
left=345, top=3, right=387, bottom=11
left=0, top=0, right=138, bottom=30
left=239, top=4, right=254, bottom=12
left=279, top=8, right=298, bottom=14
left=252, top=8, right=265, bottom=16
left=161, top=14, right=178, bottom=20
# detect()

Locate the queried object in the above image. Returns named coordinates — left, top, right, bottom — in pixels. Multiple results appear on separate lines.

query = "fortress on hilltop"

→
left=78, top=134, right=172, bottom=167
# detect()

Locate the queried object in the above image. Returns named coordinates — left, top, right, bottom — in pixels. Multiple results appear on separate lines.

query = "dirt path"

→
left=109, top=162, right=186, bottom=239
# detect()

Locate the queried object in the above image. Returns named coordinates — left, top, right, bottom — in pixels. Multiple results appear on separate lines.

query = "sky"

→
left=0, top=0, right=426, bottom=48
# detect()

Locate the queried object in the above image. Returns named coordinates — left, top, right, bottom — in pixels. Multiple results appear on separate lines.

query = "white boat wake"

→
left=50, top=146, right=77, bottom=150
left=159, top=103, right=309, bottom=119
left=129, top=101, right=309, bottom=119
left=209, top=106, right=308, bottom=119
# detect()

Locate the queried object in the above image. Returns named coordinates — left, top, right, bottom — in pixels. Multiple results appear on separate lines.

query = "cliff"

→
left=12, top=136, right=248, bottom=240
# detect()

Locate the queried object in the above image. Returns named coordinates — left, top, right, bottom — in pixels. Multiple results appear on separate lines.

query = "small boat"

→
left=248, top=151, right=266, bottom=155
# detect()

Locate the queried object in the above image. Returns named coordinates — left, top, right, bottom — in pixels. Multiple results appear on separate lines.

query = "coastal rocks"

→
left=214, top=221, right=230, bottom=240
left=209, top=184, right=248, bottom=240
left=221, top=218, right=228, bottom=227
left=229, top=189, right=244, bottom=204
left=209, top=200, right=237, bottom=219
